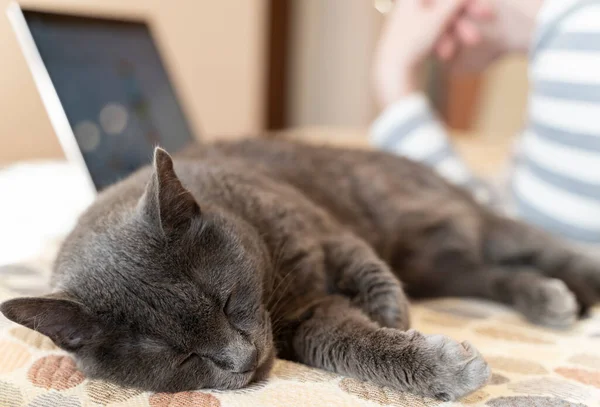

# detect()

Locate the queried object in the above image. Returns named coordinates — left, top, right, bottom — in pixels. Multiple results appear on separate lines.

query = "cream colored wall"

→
left=287, top=0, right=383, bottom=128
left=0, top=0, right=267, bottom=163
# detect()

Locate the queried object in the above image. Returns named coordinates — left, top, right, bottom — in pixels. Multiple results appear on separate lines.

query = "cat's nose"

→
left=233, top=346, right=258, bottom=373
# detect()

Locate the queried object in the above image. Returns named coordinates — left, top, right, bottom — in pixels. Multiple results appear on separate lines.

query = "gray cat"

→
left=3, top=138, right=600, bottom=401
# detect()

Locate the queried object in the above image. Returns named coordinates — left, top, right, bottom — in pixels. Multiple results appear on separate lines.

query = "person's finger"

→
left=454, top=17, right=482, bottom=46
left=436, top=32, right=458, bottom=61
left=430, top=0, right=471, bottom=32
left=466, top=0, right=495, bottom=20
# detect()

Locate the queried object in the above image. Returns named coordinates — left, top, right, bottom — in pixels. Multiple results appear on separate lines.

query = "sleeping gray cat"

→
left=3, top=138, right=600, bottom=401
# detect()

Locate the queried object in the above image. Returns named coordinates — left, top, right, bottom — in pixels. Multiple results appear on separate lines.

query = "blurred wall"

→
left=287, top=0, right=383, bottom=128
left=0, top=0, right=267, bottom=163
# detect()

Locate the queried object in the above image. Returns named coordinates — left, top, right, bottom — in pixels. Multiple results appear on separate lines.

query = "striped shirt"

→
left=371, top=0, right=600, bottom=244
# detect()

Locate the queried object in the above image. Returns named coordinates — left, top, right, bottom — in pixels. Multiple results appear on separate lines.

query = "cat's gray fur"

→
left=3, top=138, right=600, bottom=401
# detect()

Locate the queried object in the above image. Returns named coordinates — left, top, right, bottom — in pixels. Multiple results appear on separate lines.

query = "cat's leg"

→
left=289, top=295, right=490, bottom=401
left=428, top=267, right=578, bottom=328
left=484, top=214, right=600, bottom=315
left=322, top=234, right=410, bottom=329
left=394, top=216, right=579, bottom=327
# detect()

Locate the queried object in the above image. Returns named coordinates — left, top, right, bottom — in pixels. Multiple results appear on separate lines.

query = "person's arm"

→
left=372, top=94, right=470, bottom=184
left=371, top=0, right=492, bottom=203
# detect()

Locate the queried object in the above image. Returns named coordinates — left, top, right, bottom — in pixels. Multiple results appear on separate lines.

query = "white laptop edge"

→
left=7, top=2, right=98, bottom=197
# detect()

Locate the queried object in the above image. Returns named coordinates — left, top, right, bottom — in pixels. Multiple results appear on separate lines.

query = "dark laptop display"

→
left=23, top=10, right=195, bottom=190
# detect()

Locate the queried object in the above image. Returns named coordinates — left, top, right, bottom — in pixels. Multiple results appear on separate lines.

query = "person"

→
left=371, top=0, right=600, bottom=245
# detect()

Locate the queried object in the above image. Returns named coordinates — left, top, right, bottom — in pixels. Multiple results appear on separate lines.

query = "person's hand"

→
left=373, top=0, right=469, bottom=107
left=439, top=0, right=539, bottom=73
left=436, top=0, right=506, bottom=73
left=434, top=0, right=495, bottom=61
left=373, top=0, right=494, bottom=107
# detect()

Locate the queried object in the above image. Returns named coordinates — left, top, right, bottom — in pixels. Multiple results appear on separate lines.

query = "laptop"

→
left=7, top=3, right=196, bottom=193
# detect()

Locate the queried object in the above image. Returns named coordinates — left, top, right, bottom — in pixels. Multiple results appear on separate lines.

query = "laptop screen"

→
left=23, top=10, right=195, bottom=190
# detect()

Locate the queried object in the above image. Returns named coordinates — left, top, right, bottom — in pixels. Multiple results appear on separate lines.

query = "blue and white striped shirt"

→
left=371, top=0, right=600, bottom=244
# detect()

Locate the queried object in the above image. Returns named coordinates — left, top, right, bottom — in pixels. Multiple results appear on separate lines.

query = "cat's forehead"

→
left=67, top=265, right=214, bottom=336
left=55, top=206, right=258, bottom=329
left=59, top=219, right=248, bottom=294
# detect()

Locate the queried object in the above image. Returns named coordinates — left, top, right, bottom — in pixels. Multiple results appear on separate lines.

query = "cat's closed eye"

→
left=223, top=292, right=234, bottom=315
left=178, top=352, right=202, bottom=367
left=225, top=297, right=259, bottom=335
left=223, top=291, right=248, bottom=324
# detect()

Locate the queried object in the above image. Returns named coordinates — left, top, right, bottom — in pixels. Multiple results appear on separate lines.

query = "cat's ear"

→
left=139, top=147, right=200, bottom=233
left=0, top=294, right=102, bottom=351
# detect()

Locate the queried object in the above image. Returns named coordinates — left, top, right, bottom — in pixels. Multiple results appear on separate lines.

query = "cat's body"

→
left=3, top=138, right=600, bottom=401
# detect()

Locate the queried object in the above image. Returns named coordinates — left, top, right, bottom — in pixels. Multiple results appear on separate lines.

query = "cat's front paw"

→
left=405, top=331, right=490, bottom=401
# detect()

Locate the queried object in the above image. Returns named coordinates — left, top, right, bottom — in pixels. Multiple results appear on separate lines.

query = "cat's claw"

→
left=405, top=331, right=490, bottom=401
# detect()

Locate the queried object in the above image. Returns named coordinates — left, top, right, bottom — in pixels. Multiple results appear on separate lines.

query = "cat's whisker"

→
left=270, top=238, right=290, bottom=283
left=266, top=258, right=298, bottom=309
left=267, top=263, right=299, bottom=309
left=263, top=237, right=288, bottom=305
left=267, top=268, right=301, bottom=329
left=269, top=307, right=294, bottom=332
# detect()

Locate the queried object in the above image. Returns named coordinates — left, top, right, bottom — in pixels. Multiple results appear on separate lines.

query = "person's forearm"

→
left=371, top=93, right=495, bottom=205
left=372, top=57, right=420, bottom=108
left=372, top=93, right=458, bottom=171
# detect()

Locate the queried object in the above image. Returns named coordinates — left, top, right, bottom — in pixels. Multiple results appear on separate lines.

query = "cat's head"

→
left=0, top=148, right=274, bottom=392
